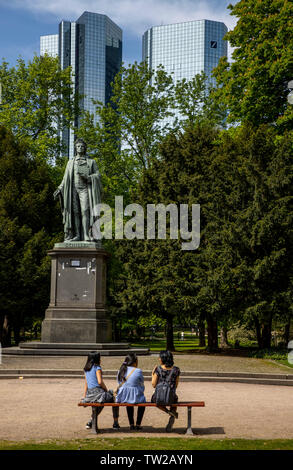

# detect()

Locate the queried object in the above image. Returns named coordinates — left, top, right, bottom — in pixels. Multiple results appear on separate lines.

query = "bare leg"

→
left=157, top=405, right=170, bottom=414
left=170, top=405, right=178, bottom=418
left=157, top=405, right=177, bottom=417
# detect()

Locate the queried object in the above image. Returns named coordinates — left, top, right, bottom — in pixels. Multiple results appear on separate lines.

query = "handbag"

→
left=154, top=367, right=176, bottom=406
left=113, top=368, right=136, bottom=399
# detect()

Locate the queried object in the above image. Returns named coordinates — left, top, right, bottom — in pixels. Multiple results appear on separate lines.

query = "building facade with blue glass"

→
left=142, top=19, right=227, bottom=89
left=40, top=12, right=122, bottom=158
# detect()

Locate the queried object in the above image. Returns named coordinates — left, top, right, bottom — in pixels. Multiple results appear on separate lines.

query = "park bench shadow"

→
left=90, top=426, right=225, bottom=436
left=189, top=427, right=225, bottom=436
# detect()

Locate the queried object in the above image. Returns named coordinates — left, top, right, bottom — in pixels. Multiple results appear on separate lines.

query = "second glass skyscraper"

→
left=143, top=19, right=227, bottom=86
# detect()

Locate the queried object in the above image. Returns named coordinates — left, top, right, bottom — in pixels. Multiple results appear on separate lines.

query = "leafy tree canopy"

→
left=213, top=0, right=293, bottom=128
left=0, top=54, right=76, bottom=163
left=0, top=126, right=62, bottom=346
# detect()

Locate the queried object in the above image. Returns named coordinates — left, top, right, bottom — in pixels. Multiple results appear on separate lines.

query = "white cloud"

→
left=2, top=0, right=237, bottom=34
left=0, top=0, right=237, bottom=62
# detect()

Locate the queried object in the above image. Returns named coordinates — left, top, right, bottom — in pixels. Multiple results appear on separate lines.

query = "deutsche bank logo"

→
left=211, top=41, right=217, bottom=48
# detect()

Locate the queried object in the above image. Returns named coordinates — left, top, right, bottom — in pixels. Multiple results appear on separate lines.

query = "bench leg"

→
left=91, top=407, right=98, bottom=434
left=185, top=406, right=194, bottom=435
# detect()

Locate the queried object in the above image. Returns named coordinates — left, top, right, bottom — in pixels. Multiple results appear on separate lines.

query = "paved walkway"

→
left=1, top=353, right=292, bottom=374
left=1, top=378, right=293, bottom=441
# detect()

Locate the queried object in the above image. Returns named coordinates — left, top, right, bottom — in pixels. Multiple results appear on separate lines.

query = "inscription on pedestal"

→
left=56, top=256, right=96, bottom=306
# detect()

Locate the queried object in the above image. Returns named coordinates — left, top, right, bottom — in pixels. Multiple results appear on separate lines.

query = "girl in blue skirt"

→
left=116, top=352, right=146, bottom=430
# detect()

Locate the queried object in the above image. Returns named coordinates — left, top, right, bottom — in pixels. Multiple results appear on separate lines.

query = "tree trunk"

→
left=198, top=318, right=206, bottom=347
left=13, top=324, right=21, bottom=346
left=220, top=326, right=229, bottom=348
left=119, top=320, right=122, bottom=342
left=207, top=316, right=218, bottom=351
left=260, top=321, right=272, bottom=349
left=283, top=320, right=291, bottom=345
left=255, top=316, right=272, bottom=349
left=165, top=315, right=175, bottom=351
left=0, top=315, right=11, bottom=347
left=254, top=317, right=262, bottom=348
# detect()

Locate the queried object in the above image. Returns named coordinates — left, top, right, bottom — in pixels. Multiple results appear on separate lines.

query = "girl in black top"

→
left=151, top=350, right=180, bottom=432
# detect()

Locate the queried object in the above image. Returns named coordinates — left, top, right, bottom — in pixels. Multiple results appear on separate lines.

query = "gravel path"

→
left=1, top=378, right=293, bottom=441
left=1, top=354, right=292, bottom=374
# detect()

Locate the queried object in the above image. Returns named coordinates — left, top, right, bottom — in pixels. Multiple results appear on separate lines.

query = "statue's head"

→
left=74, top=138, right=87, bottom=156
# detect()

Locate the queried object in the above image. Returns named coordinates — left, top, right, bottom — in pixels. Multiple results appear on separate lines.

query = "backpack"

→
left=154, top=366, right=176, bottom=406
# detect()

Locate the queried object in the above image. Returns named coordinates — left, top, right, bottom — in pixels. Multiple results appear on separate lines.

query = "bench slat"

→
left=78, top=401, right=205, bottom=407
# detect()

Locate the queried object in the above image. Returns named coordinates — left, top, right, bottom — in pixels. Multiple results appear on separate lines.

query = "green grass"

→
left=131, top=337, right=206, bottom=353
left=131, top=338, right=293, bottom=366
left=1, top=438, right=293, bottom=450
left=275, top=359, right=293, bottom=368
left=247, top=348, right=293, bottom=368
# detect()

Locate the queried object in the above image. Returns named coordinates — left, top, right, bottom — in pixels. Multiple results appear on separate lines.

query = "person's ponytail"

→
left=118, top=352, right=137, bottom=382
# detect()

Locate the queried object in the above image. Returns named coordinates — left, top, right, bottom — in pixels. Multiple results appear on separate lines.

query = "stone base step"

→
left=18, top=342, right=131, bottom=350
left=2, top=346, right=149, bottom=356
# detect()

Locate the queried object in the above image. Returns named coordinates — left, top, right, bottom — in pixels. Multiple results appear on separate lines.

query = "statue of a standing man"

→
left=54, top=138, right=102, bottom=242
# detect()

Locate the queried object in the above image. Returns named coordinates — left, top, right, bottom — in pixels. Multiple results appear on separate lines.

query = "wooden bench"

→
left=78, top=401, right=205, bottom=435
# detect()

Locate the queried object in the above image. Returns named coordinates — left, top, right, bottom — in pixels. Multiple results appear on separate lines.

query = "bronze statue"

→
left=54, top=138, right=102, bottom=242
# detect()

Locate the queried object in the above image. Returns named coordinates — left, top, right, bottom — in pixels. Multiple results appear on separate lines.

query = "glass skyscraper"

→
left=40, top=12, right=122, bottom=158
left=143, top=19, right=227, bottom=118
left=40, top=34, right=59, bottom=57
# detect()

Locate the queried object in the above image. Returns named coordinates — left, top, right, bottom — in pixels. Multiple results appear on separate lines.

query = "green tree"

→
left=77, top=64, right=224, bottom=343
left=112, top=122, right=239, bottom=351
left=78, top=61, right=175, bottom=206
left=77, top=63, right=219, bottom=345
left=111, top=121, right=293, bottom=351
left=77, top=63, right=219, bottom=206
left=0, top=126, right=62, bottom=346
left=174, top=72, right=226, bottom=128
left=0, top=54, right=76, bottom=162
left=213, top=0, right=293, bottom=128
left=221, top=125, right=293, bottom=348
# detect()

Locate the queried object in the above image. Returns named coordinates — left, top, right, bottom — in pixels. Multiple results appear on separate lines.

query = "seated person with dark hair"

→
left=151, top=350, right=180, bottom=432
left=82, top=351, right=119, bottom=430
left=116, top=352, right=146, bottom=431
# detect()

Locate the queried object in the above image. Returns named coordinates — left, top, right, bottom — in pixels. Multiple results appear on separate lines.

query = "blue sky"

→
left=0, top=0, right=237, bottom=66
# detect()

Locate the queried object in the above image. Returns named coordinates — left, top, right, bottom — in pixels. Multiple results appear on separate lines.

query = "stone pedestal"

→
left=3, top=242, right=149, bottom=356
left=41, top=243, right=111, bottom=343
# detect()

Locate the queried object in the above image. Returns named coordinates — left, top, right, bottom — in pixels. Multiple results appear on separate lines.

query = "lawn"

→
left=275, top=359, right=293, bottom=368
left=131, top=335, right=206, bottom=352
left=131, top=336, right=293, bottom=369
left=1, top=438, right=293, bottom=450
